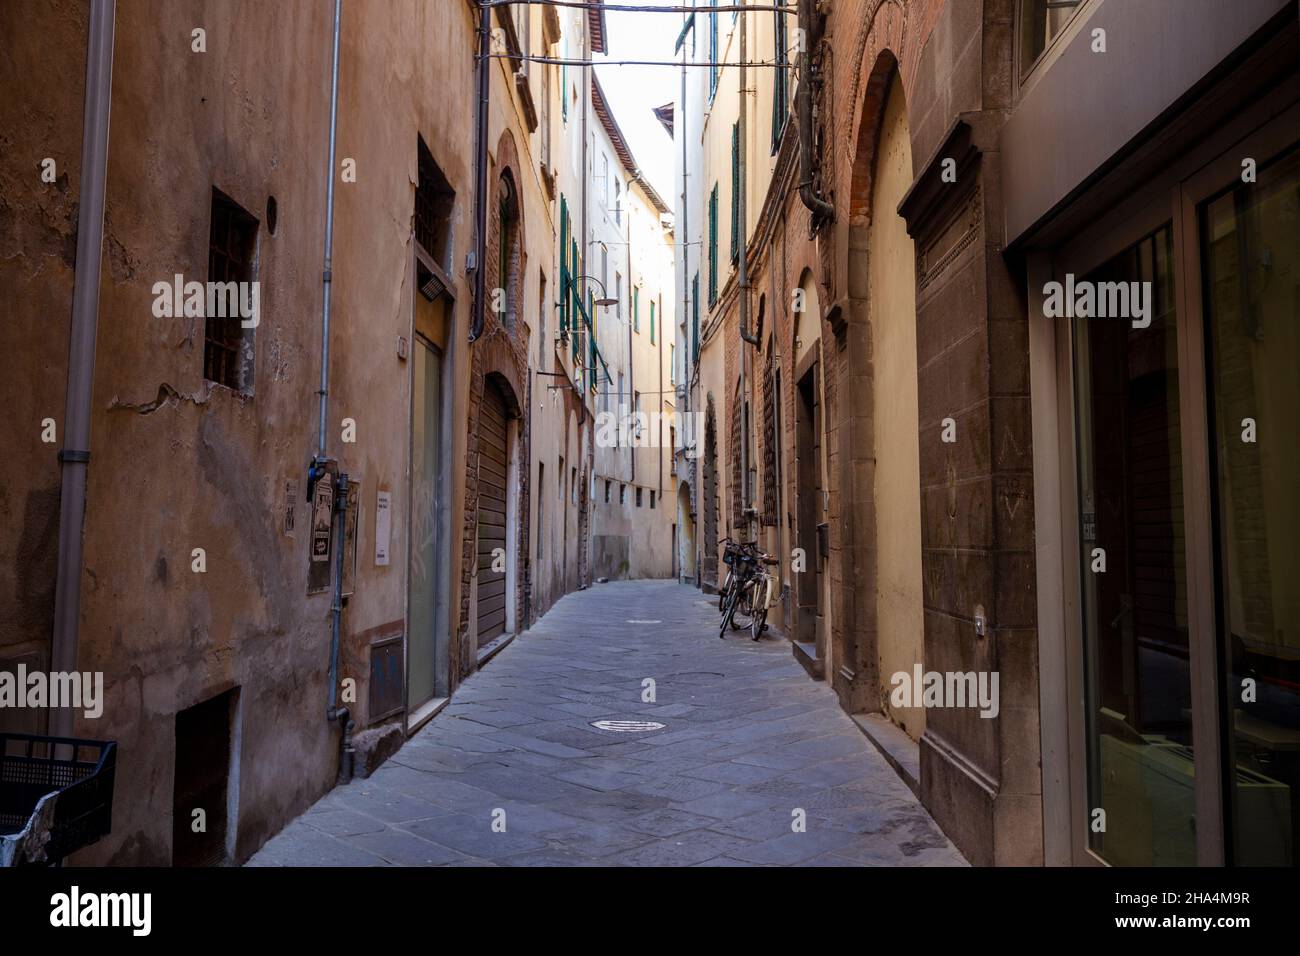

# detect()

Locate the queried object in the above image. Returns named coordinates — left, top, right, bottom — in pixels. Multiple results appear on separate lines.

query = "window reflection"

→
left=1073, top=225, right=1197, bottom=865
left=1019, top=0, right=1084, bottom=78
left=1202, top=148, right=1300, bottom=867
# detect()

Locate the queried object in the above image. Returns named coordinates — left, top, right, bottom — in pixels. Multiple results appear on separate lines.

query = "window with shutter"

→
left=730, top=123, right=739, bottom=264
left=708, top=3, right=719, bottom=99
left=772, top=3, right=789, bottom=154
left=692, top=272, right=700, bottom=359
left=559, top=195, right=569, bottom=338
left=571, top=234, right=581, bottom=361
left=707, top=186, right=719, bottom=307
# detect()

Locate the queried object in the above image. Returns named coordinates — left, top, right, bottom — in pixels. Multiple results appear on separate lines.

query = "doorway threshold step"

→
left=791, top=639, right=824, bottom=681
left=476, top=631, right=516, bottom=669
left=850, top=713, right=921, bottom=798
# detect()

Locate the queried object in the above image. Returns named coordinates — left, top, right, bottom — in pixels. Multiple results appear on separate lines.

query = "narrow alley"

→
left=7, top=0, right=1296, bottom=897
left=248, top=581, right=963, bottom=867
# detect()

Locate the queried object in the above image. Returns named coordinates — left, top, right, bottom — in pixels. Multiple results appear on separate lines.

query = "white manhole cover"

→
left=591, top=719, right=666, bottom=733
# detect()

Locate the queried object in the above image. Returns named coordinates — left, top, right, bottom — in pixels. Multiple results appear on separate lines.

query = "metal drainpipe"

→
left=580, top=19, right=590, bottom=374
left=626, top=176, right=635, bottom=487
left=50, top=0, right=116, bottom=740
left=795, top=0, right=834, bottom=222
left=470, top=0, right=490, bottom=342
left=317, top=0, right=342, bottom=458
left=327, top=474, right=353, bottom=783
left=679, top=33, right=690, bottom=431
left=737, top=9, right=759, bottom=540
left=580, top=20, right=592, bottom=586
left=314, top=0, right=352, bottom=782
left=657, top=289, right=663, bottom=503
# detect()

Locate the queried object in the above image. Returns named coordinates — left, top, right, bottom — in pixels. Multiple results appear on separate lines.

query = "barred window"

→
left=204, top=188, right=258, bottom=392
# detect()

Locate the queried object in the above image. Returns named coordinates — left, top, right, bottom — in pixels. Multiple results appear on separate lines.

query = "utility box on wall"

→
left=307, top=459, right=338, bottom=594
left=368, top=634, right=403, bottom=724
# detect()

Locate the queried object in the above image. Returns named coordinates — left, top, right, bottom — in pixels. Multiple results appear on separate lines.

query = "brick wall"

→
left=710, top=0, right=1042, bottom=865
left=458, top=128, right=532, bottom=680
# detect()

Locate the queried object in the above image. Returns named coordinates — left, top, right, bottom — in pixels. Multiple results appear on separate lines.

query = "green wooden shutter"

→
left=650, top=300, right=656, bottom=344
left=571, top=235, right=581, bottom=361
left=730, top=122, right=739, bottom=264
left=772, top=5, right=788, bottom=153
left=692, top=272, right=700, bottom=361
left=710, top=187, right=719, bottom=306
left=587, top=290, right=595, bottom=391
left=711, top=3, right=719, bottom=97
left=559, top=195, right=569, bottom=336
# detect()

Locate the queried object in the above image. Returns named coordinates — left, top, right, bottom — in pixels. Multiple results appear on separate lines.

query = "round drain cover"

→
left=591, top=719, right=665, bottom=733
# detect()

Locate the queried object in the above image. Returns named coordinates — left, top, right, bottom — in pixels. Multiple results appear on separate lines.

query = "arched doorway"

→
left=792, top=269, right=830, bottom=667
left=476, top=375, right=518, bottom=649
left=677, top=481, right=696, bottom=583
left=701, top=394, right=719, bottom=589
left=867, top=72, right=925, bottom=738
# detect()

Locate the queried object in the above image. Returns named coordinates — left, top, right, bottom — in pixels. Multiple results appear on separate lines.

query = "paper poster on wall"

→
left=342, top=480, right=361, bottom=598
left=311, top=472, right=333, bottom=563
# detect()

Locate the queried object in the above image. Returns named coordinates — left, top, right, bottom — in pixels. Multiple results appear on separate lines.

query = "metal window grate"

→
left=416, top=137, right=455, bottom=268
left=204, top=189, right=257, bottom=391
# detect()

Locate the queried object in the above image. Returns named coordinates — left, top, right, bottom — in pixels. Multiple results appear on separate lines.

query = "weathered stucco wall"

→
left=2, top=0, right=488, bottom=864
left=868, top=75, right=925, bottom=740
left=0, top=0, right=86, bottom=718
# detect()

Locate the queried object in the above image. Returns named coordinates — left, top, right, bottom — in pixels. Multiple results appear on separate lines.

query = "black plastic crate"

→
left=0, top=733, right=116, bottom=865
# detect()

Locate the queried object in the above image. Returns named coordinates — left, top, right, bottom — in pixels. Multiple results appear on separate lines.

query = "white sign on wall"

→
left=375, top=491, right=392, bottom=566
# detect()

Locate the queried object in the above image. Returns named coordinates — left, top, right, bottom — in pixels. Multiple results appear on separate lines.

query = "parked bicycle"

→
left=718, top=541, right=776, bottom=641
left=717, top=537, right=750, bottom=612
left=743, top=553, right=777, bottom=641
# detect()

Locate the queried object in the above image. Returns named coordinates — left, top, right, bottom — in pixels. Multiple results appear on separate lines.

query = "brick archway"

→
left=457, top=127, right=531, bottom=678
left=821, top=0, right=925, bottom=717
left=700, top=394, right=720, bottom=589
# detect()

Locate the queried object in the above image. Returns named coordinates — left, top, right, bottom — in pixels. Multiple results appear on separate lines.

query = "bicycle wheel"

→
left=719, top=585, right=738, bottom=639
left=749, top=584, right=768, bottom=641
left=718, top=567, right=733, bottom=611
left=730, top=579, right=753, bottom=630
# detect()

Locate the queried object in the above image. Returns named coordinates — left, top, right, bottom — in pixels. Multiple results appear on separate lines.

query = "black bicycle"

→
left=719, top=542, right=769, bottom=640
left=717, top=537, right=747, bottom=612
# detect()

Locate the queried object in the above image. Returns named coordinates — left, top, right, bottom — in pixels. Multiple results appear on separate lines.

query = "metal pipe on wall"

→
left=581, top=13, right=593, bottom=587
left=795, top=0, right=833, bottom=222
left=470, top=0, right=491, bottom=342
left=679, top=23, right=690, bottom=420
left=50, top=0, right=116, bottom=739
left=316, top=1, right=351, bottom=778
left=317, top=0, right=343, bottom=456
left=738, top=8, right=758, bottom=537
left=626, top=170, right=635, bottom=486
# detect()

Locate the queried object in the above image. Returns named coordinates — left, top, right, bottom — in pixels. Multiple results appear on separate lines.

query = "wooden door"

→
left=477, top=380, right=509, bottom=647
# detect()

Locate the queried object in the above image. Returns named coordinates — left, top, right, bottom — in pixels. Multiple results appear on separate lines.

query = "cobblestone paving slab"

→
left=248, top=580, right=967, bottom=867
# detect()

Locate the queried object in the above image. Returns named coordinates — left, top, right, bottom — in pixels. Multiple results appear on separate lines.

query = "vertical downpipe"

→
left=585, top=14, right=595, bottom=587
left=679, top=21, right=690, bottom=478
left=50, top=0, right=116, bottom=739
left=318, top=0, right=342, bottom=458
left=795, top=0, right=834, bottom=221
left=737, top=9, right=758, bottom=542
left=470, top=0, right=490, bottom=342
left=318, top=0, right=352, bottom=781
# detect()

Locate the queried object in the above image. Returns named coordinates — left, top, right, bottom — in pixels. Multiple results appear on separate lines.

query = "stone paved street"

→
left=248, top=580, right=966, bottom=867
